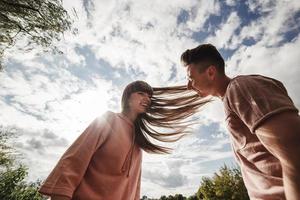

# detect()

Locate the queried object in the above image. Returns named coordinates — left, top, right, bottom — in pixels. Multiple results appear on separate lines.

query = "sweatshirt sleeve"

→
left=38, top=111, right=114, bottom=198
left=225, top=76, right=298, bottom=133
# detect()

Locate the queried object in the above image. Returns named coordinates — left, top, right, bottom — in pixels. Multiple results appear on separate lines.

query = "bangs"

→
left=122, top=81, right=153, bottom=111
left=130, top=81, right=153, bottom=97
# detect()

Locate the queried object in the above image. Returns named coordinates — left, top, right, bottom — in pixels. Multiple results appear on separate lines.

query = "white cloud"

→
left=206, top=12, right=241, bottom=49
left=238, top=0, right=300, bottom=47
left=227, top=35, right=300, bottom=108
left=185, top=0, right=221, bottom=32
left=52, top=0, right=223, bottom=86
left=225, top=0, right=236, bottom=6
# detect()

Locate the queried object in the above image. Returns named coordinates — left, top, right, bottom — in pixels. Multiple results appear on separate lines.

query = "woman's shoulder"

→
left=103, top=110, right=116, bottom=116
left=92, top=111, right=118, bottom=125
left=102, top=111, right=118, bottom=120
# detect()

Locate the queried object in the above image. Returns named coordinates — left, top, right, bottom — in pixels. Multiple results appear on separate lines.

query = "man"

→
left=181, top=44, right=300, bottom=200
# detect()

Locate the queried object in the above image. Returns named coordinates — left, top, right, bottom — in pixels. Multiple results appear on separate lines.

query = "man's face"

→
left=186, top=64, right=214, bottom=97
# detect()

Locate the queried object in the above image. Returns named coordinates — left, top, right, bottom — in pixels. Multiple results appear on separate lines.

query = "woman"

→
left=39, top=81, right=208, bottom=200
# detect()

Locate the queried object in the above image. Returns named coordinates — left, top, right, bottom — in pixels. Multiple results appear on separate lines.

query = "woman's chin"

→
left=138, top=108, right=147, bottom=114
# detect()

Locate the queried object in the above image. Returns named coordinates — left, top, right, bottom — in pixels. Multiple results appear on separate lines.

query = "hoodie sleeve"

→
left=225, top=76, right=298, bottom=133
left=38, top=111, right=114, bottom=198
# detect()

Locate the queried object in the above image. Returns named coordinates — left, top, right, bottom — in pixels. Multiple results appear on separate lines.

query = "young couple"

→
left=39, top=44, right=300, bottom=200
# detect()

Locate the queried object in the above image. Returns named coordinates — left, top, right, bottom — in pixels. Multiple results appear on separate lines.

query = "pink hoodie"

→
left=39, top=111, right=142, bottom=200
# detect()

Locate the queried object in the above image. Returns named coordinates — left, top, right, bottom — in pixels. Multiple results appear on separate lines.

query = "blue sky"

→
left=1, top=0, right=300, bottom=198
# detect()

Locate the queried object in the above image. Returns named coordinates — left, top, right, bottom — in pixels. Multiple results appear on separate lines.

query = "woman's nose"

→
left=146, top=96, right=151, bottom=103
left=144, top=95, right=151, bottom=104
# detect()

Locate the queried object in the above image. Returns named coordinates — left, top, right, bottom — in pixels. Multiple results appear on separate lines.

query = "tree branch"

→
left=0, top=0, right=39, bottom=12
left=0, top=12, right=33, bottom=37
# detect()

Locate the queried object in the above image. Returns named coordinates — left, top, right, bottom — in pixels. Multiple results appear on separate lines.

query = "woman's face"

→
left=127, top=91, right=151, bottom=114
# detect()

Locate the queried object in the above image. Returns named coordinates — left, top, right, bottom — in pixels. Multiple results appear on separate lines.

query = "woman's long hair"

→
left=121, top=81, right=210, bottom=154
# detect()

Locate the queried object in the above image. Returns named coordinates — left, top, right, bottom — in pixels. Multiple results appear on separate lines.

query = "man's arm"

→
left=256, top=111, right=300, bottom=200
left=51, top=195, right=70, bottom=200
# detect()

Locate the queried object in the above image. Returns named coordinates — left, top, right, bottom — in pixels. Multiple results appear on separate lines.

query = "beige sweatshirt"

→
left=223, top=75, right=299, bottom=199
left=39, top=111, right=142, bottom=200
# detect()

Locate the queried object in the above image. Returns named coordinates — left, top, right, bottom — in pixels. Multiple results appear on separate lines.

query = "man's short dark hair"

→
left=181, top=44, right=225, bottom=74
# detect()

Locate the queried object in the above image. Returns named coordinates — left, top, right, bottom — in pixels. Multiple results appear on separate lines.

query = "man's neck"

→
left=214, top=75, right=231, bottom=98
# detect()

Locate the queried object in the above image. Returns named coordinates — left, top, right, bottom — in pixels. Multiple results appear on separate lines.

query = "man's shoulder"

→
left=225, top=75, right=253, bottom=95
left=223, top=74, right=278, bottom=105
left=228, top=74, right=281, bottom=91
left=231, top=74, right=273, bottom=84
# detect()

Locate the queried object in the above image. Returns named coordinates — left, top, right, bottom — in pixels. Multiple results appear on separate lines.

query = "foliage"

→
left=197, top=165, right=249, bottom=200
left=142, top=193, right=192, bottom=200
left=142, top=165, right=249, bottom=200
left=186, top=194, right=198, bottom=200
left=0, top=128, right=46, bottom=200
left=0, top=129, right=13, bottom=167
left=160, top=194, right=186, bottom=200
left=0, top=0, right=74, bottom=69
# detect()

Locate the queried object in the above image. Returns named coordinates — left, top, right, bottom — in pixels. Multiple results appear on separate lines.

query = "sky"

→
left=1, top=0, right=300, bottom=198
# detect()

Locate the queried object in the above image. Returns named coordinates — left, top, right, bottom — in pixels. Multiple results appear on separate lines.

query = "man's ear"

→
left=187, top=80, right=193, bottom=90
left=206, top=65, right=217, bottom=80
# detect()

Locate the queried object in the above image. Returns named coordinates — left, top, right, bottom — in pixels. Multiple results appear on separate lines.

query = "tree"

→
left=186, top=194, right=198, bottom=200
left=0, top=128, right=46, bottom=200
left=197, top=165, right=250, bottom=200
left=158, top=194, right=188, bottom=200
left=174, top=194, right=186, bottom=200
left=0, top=130, right=12, bottom=167
left=141, top=195, right=149, bottom=200
left=0, top=0, right=74, bottom=69
left=159, top=195, right=167, bottom=200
